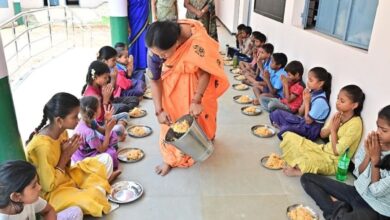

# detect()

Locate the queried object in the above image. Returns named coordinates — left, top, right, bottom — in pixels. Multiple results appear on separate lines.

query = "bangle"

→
left=55, top=166, right=65, bottom=174
left=191, top=99, right=201, bottom=104
left=155, top=108, right=164, bottom=116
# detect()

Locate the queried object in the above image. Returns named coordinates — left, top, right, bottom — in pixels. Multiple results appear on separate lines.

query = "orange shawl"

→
left=159, top=19, right=229, bottom=168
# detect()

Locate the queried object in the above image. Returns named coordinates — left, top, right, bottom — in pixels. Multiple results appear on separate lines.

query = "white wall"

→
left=248, top=0, right=390, bottom=137
left=215, top=0, right=240, bottom=33
left=0, top=0, right=14, bottom=24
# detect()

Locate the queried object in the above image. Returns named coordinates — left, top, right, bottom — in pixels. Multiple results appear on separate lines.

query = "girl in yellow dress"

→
left=25, top=92, right=120, bottom=217
left=281, top=85, right=365, bottom=176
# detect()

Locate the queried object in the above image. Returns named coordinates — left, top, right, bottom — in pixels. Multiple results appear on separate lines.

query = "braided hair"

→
left=26, top=92, right=80, bottom=145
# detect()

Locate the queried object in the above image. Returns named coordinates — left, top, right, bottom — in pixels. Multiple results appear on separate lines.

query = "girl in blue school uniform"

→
left=270, top=67, right=332, bottom=141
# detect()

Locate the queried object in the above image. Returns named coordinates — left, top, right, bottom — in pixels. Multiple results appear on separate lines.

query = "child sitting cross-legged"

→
left=25, top=92, right=120, bottom=217
left=82, top=60, right=130, bottom=141
left=72, top=96, right=122, bottom=171
left=243, top=43, right=274, bottom=86
left=96, top=46, right=140, bottom=108
left=270, top=67, right=332, bottom=141
left=252, top=52, right=288, bottom=105
left=260, top=60, right=304, bottom=113
left=281, top=85, right=365, bottom=177
left=238, top=31, right=267, bottom=75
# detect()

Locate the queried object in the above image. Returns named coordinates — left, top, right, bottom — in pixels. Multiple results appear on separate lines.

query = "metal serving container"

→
left=164, top=114, right=214, bottom=162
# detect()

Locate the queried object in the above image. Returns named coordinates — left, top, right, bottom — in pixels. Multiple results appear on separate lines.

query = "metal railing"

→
left=0, top=6, right=93, bottom=77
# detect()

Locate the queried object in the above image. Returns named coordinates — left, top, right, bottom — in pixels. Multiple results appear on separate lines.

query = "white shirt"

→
left=0, top=197, right=47, bottom=220
left=353, top=147, right=390, bottom=217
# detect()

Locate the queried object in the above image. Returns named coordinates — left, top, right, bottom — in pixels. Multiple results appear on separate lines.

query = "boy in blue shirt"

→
left=243, top=43, right=274, bottom=86
left=253, top=53, right=287, bottom=105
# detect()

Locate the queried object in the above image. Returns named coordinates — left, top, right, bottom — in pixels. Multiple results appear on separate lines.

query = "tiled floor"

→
left=10, top=22, right=353, bottom=220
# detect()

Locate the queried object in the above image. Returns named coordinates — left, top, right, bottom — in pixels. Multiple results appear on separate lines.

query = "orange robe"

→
left=159, top=19, right=229, bottom=168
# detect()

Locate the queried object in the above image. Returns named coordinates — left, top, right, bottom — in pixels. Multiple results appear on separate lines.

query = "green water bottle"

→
left=233, top=54, right=238, bottom=68
left=336, top=148, right=350, bottom=181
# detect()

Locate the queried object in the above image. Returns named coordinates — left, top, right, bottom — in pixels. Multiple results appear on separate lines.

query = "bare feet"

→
left=253, top=99, right=260, bottom=106
left=282, top=166, right=302, bottom=177
left=108, top=169, right=122, bottom=183
left=118, top=132, right=127, bottom=142
left=118, top=120, right=127, bottom=127
left=242, top=79, right=252, bottom=86
left=155, top=163, right=172, bottom=176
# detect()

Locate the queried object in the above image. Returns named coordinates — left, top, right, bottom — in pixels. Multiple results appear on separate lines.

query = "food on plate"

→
left=234, top=75, right=245, bottom=81
left=254, top=127, right=272, bottom=136
left=287, top=205, right=315, bottom=220
left=126, top=149, right=143, bottom=160
left=237, top=95, right=251, bottom=103
left=130, top=126, right=147, bottom=136
left=224, top=60, right=233, bottom=66
left=129, top=107, right=144, bottom=117
left=231, top=68, right=241, bottom=74
left=234, top=84, right=248, bottom=90
left=244, top=106, right=258, bottom=114
left=265, top=153, right=284, bottom=169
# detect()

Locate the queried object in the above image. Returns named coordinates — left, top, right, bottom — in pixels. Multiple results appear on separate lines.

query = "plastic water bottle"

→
left=233, top=54, right=238, bottom=68
left=336, top=149, right=350, bottom=181
left=226, top=44, right=230, bottom=55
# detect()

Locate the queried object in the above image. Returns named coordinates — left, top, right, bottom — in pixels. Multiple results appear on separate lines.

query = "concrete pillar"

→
left=0, top=34, right=25, bottom=162
left=108, top=0, right=128, bottom=46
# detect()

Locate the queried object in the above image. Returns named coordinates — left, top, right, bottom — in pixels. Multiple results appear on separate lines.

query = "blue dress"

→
left=270, top=90, right=330, bottom=141
left=128, top=0, right=149, bottom=70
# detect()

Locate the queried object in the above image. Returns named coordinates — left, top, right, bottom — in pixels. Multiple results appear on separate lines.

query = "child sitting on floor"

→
left=252, top=52, right=288, bottom=105
left=114, top=42, right=146, bottom=82
left=0, top=160, right=83, bottom=220
left=243, top=43, right=274, bottom=86
left=82, top=60, right=130, bottom=133
left=235, top=24, right=246, bottom=48
left=280, top=85, right=365, bottom=176
left=72, top=96, right=122, bottom=170
left=270, top=67, right=332, bottom=141
left=115, top=46, right=146, bottom=97
left=227, top=26, right=253, bottom=60
left=260, top=60, right=304, bottom=113
left=301, top=104, right=389, bottom=220
left=25, top=92, right=120, bottom=217
left=238, top=31, right=267, bottom=74
left=96, top=46, right=140, bottom=109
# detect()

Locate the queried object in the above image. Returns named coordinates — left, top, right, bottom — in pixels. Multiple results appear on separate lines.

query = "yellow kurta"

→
left=280, top=116, right=363, bottom=175
left=26, top=131, right=111, bottom=217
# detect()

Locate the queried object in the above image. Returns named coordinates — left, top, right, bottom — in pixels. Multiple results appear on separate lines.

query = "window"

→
left=0, top=0, right=8, bottom=8
left=254, top=0, right=286, bottom=23
left=302, top=0, right=378, bottom=50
